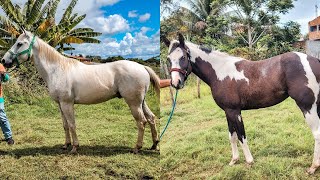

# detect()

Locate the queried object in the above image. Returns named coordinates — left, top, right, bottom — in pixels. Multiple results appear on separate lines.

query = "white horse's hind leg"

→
left=142, top=101, right=159, bottom=150
left=305, top=105, right=320, bottom=174
left=58, top=104, right=71, bottom=149
left=129, top=104, right=147, bottom=153
left=59, top=101, right=79, bottom=154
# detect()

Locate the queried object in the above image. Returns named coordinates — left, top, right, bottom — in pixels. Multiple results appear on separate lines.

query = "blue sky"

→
left=7, top=0, right=160, bottom=60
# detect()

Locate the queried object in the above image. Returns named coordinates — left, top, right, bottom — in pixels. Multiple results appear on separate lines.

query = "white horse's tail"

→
left=144, top=66, right=160, bottom=97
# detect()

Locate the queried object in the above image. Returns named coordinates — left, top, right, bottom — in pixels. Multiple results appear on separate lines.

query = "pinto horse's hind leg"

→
left=303, top=104, right=320, bottom=174
left=225, top=109, right=254, bottom=165
left=142, top=101, right=159, bottom=150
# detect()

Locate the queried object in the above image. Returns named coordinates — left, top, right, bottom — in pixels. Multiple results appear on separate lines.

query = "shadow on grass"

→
left=0, top=145, right=159, bottom=158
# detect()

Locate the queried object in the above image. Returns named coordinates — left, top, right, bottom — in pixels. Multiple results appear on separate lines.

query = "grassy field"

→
left=0, top=90, right=159, bottom=179
left=160, top=78, right=320, bottom=179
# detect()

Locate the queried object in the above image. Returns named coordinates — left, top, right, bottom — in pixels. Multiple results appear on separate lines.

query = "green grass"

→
left=160, top=80, right=320, bottom=179
left=0, top=91, right=159, bottom=179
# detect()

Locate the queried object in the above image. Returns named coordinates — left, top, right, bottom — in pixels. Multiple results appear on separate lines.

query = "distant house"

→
left=308, top=16, right=320, bottom=40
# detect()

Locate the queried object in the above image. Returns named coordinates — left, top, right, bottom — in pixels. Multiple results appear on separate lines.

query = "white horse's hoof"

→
left=69, top=145, right=79, bottom=154
left=62, top=143, right=71, bottom=150
left=229, top=158, right=239, bottom=166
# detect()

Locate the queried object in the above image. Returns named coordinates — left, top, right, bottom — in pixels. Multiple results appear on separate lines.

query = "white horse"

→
left=2, top=31, right=160, bottom=153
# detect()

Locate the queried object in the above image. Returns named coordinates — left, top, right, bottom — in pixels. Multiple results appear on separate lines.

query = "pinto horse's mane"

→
left=184, top=41, right=243, bottom=62
left=36, top=36, right=79, bottom=68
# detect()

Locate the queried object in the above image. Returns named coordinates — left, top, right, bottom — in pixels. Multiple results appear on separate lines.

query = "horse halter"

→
left=170, top=48, right=192, bottom=78
left=9, top=35, right=36, bottom=68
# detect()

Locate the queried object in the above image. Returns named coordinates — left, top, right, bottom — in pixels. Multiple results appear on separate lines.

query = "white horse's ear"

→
left=21, top=26, right=26, bottom=34
left=178, top=33, right=185, bottom=46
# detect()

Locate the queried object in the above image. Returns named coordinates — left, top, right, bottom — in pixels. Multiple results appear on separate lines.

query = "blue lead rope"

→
left=160, top=90, right=178, bottom=140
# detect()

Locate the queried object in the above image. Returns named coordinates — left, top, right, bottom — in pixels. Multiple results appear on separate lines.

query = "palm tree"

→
left=0, top=0, right=101, bottom=54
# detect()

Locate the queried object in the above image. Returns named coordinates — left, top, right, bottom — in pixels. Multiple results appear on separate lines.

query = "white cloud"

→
left=84, top=14, right=130, bottom=35
left=70, top=29, right=160, bottom=59
left=128, top=10, right=138, bottom=18
left=96, top=0, right=120, bottom=6
left=140, top=27, right=151, bottom=34
left=139, top=13, right=151, bottom=22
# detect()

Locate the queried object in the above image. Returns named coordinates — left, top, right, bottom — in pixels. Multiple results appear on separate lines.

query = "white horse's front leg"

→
left=59, top=101, right=79, bottom=154
left=58, top=104, right=71, bottom=150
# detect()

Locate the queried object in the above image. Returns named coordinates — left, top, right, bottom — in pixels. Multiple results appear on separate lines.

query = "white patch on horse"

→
left=186, top=42, right=249, bottom=84
left=229, top=132, right=239, bottom=165
left=239, top=138, right=254, bottom=164
left=295, top=52, right=319, bottom=115
left=238, top=115, right=242, bottom=122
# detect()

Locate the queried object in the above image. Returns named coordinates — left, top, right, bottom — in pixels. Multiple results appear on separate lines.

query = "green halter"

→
left=9, top=35, right=36, bottom=68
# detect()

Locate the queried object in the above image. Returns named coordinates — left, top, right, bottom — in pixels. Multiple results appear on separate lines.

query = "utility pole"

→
left=316, top=4, right=318, bottom=17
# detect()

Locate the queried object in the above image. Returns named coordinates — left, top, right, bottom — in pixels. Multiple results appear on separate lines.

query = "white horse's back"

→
left=71, top=60, right=151, bottom=104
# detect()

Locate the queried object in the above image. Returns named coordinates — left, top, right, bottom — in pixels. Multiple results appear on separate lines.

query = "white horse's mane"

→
left=36, top=37, right=79, bottom=68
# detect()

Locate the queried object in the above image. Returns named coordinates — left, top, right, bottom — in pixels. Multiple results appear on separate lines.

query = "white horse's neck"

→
left=32, top=38, right=78, bottom=84
left=186, top=42, right=249, bottom=83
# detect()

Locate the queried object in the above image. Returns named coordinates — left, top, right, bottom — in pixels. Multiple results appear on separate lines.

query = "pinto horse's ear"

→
left=161, top=35, right=170, bottom=47
left=178, top=33, right=185, bottom=46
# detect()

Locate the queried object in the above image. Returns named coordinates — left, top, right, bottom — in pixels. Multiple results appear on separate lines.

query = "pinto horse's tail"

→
left=144, top=66, right=160, bottom=97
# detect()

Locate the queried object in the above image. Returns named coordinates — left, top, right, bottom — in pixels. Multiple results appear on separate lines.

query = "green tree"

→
left=228, top=0, right=295, bottom=49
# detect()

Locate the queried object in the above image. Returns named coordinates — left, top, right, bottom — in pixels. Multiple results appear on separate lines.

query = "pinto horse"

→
left=162, top=33, right=320, bottom=174
left=2, top=31, right=160, bottom=154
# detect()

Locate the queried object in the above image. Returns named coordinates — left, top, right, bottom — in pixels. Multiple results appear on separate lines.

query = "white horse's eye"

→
left=17, top=42, right=23, bottom=47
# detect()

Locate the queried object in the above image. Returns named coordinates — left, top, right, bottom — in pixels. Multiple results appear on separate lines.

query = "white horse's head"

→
left=162, top=33, right=192, bottom=89
left=2, top=30, right=37, bottom=68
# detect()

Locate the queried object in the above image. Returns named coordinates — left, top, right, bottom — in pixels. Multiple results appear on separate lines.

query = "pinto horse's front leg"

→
left=225, top=109, right=254, bottom=165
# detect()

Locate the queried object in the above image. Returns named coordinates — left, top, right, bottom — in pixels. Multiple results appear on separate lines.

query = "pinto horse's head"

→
left=162, top=33, right=192, bottom=89
left=2, top=29, right=36, bottom=68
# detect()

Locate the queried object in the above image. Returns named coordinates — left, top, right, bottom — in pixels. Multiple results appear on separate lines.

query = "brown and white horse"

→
left=162, top=34, right=320, bottom=174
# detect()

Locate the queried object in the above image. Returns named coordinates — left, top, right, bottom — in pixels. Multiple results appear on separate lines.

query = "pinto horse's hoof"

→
left=306, top=166, right=318, bottom=175
left=62, top=143, right=71, bottom=150
left=245, top=161, right=254, bottom=167
left=229, top=158, right=239, bottom=166
left=69, top=145, right=79, bottom=154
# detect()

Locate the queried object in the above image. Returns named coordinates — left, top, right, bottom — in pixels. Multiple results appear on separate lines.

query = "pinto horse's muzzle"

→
left=170, top=61, right=192, bottom=89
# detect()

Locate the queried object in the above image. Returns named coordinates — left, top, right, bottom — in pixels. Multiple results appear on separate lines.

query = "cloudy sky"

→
left=280, top=0, right=318, bottom=34
left=7, top=0, right=160, bottom=59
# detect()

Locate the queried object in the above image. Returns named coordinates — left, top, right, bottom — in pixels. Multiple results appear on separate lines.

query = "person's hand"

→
left=0, top=71, right=5, bottom=75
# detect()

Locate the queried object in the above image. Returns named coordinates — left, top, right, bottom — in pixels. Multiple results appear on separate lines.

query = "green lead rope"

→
left=160, top=90, right=178, bottom=140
